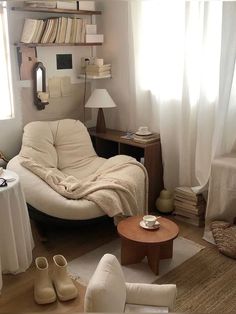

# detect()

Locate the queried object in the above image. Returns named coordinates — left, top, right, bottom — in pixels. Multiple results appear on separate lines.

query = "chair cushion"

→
left=211, top=220, right=236, bottom=259
left=19, top=119, right=106, bottom=179
left=84, top=254, right=126, bottom=313
left=20, top=121, right=58, bottom=168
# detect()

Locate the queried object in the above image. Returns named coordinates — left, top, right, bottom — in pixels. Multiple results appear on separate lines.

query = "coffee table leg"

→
left=120, top=238, right=146, bottom=265
left=147, top=245, right=160, bottom=275
left=160, top=240, right=173, bottom=259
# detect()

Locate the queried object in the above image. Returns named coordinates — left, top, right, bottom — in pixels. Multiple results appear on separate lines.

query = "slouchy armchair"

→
left=7, top=119, right=147, bottom=222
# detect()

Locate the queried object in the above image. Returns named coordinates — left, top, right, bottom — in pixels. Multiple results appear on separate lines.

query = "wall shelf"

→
left=11, top=7, right=102, bottom=15
left=15, top=42, right=102, bottom=47
left=78, top=74, right=112, bottom=80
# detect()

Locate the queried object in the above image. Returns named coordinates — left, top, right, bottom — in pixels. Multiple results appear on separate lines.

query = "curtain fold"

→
left=128, top=0, right=236, bottom=191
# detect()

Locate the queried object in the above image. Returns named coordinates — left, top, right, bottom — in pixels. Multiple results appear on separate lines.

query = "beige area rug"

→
left=68, top=237, right=204, bottom=285
left=155, top=246, right=236, bottom=313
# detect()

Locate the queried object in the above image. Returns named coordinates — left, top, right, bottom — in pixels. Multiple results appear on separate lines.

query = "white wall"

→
left=0, top=1, right=98, bottom=158
left=96, top=0, right=133, bottom=132
left=0, top=0, right=131, bottom=158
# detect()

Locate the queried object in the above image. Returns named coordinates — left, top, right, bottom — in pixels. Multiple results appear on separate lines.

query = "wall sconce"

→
left=33, top=62, right=49, bottom=110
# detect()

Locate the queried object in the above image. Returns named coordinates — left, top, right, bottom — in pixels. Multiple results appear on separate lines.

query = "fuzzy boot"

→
left=34, top=257, right=57, bottom=304
left=52, top=255, right=78, bottom=301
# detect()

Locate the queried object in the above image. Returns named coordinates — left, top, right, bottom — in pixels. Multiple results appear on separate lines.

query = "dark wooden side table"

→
left=117, top=216, right=179, bottom=275
left=88, top=128, right=164, bottom=212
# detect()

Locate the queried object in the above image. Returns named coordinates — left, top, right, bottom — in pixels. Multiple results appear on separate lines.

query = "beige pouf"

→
left=211, top=220, right=236, bottom=259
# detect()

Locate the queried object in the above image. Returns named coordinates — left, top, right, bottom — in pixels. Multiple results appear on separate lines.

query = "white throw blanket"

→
left=21, top=155, right=148, bottom=217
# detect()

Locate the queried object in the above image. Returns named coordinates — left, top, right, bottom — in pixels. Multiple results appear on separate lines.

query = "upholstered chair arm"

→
left=125, top=283, right=177, bottom=311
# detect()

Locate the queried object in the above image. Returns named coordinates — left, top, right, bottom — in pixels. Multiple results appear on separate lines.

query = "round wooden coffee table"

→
left=117, top=216, right=179, bottom=275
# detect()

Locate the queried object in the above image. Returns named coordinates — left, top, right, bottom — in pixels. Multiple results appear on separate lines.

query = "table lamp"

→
left=85, top=89, right=116, bottom=133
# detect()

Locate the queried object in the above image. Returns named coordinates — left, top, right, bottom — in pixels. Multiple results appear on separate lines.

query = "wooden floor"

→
left=0, top=216, right=212, bottom=313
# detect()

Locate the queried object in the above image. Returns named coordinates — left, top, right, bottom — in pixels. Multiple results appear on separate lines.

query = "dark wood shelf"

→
left=88, top=128, right=164, bottom=212
left=11, top=6, right=102, bottom=15
left=14, top=42, right=102, bottom=47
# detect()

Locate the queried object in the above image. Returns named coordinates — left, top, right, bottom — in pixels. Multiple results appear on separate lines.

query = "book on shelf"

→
left=75, top=19, right=83, bottom=43
left=20, top=16, right=89, bottom=45
left=55, top=17, right=62, bottom=43
left=134, top=133, right=160, bottom=140
left=34, top=20, right=45, bottom=43
left=133, top=136, right=159, bottom=144
left=64, top=18, right=72, bottom=44
left=86, top=64, right=111, bottom=72
left=85, top=70, right=111, bottom=77
left=78, top=1, right=95, bottom=11
left=21, top=18, right=39, bottom=43
left=69, top=18, right=76, bottom=43
left=58, top=16, right=68, bottom=43
left=31, top=19, right=43, bottom=43
left=86, top=34, right=104, bottom=43
left=48, top=19, right=59, bottom=43
left=86, top=24, right=97, bottom=35
left=24, top=1, right=57, bottom=8
left=56, top=1, right=77, bottom=10
left=41, top=18, right=56, bottom=44
left=81, top=19, right=86, bottom=43
left=174, top=214, right=205, bottom=227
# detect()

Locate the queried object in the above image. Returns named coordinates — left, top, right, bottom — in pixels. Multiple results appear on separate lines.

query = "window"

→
left=0, top=1, right=13, bottom=119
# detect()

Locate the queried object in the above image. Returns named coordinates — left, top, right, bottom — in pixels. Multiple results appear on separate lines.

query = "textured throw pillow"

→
left=211, top=220, right=236, bottom=259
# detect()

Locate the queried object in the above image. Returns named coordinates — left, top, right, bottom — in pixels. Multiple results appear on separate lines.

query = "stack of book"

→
left=174, top=187, right=206, bottom=227
left=24, top=1, right=96, bottom=11
left=20, top=17, right=86, bottom=44
left=84, top=64, right=111, bottom=78
left=133, top=133, right=160, bottom=144
left=24, top=1, right=57, bottom=9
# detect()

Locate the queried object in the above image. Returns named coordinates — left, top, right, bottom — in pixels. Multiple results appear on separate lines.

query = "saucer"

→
left=139, top=220, right=160, bottom=230
left=135, top=131, right=152, bottom=136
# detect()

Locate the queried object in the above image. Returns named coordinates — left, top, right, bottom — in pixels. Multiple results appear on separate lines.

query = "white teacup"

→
left=143, top=215, right=157, bottom=227
left=38, top=91, right=49, bottom=103
left=138, top=126, right=150, bottom=134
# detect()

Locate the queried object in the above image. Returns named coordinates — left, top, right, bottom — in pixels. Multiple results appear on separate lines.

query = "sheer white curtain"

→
left=128, top=1, right=236, bottom=191
left=0, top=2, right=13, bottom=119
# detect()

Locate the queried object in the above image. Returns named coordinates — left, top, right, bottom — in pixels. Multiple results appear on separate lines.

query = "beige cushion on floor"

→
left=211, top=220, right=236, bottom=259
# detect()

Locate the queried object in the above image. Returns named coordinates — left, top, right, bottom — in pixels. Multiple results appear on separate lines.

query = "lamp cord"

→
left=83, top=71, right=87, bottom=123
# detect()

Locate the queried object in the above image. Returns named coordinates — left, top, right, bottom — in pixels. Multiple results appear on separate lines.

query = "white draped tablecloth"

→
left=203, top=153, right=236, bottom=243
left=0, top=169, right=34, bottom=292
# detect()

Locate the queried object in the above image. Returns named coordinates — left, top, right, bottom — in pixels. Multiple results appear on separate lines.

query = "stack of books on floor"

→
left=133, top=133, right=160, bottom=144
left=173, top=187, right=206, bottom=227
left=84, top=64, right=111, bottom=78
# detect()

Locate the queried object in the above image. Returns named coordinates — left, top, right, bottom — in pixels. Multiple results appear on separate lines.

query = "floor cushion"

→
left=211, top=220, right=236, bottom=259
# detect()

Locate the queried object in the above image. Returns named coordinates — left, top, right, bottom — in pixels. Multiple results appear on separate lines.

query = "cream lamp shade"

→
left=85, top=89, right=116, bottom=133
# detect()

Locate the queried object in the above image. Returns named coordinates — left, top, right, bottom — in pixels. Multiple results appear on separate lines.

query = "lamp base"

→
left=96, top=108, right=106, bottom=133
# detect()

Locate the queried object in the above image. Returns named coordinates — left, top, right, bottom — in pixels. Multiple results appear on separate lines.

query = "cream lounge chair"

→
left=7, top=119, right=147, bottom=223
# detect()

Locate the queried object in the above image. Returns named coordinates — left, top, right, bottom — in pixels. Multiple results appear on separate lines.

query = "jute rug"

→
left=155, top=246, right=236, bottom=313
left=68, top=237, right=204, bottom=285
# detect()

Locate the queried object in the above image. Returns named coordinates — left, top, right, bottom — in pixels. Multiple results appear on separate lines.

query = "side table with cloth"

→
left=203, top=153, right=236, bottom=243
left=0, top=169, right=34, bottom=292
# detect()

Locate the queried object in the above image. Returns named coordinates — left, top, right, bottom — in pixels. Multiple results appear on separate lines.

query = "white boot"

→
left=52, top=255, right=78, bottom=301
left=34, top=257, right=57, bottom=304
